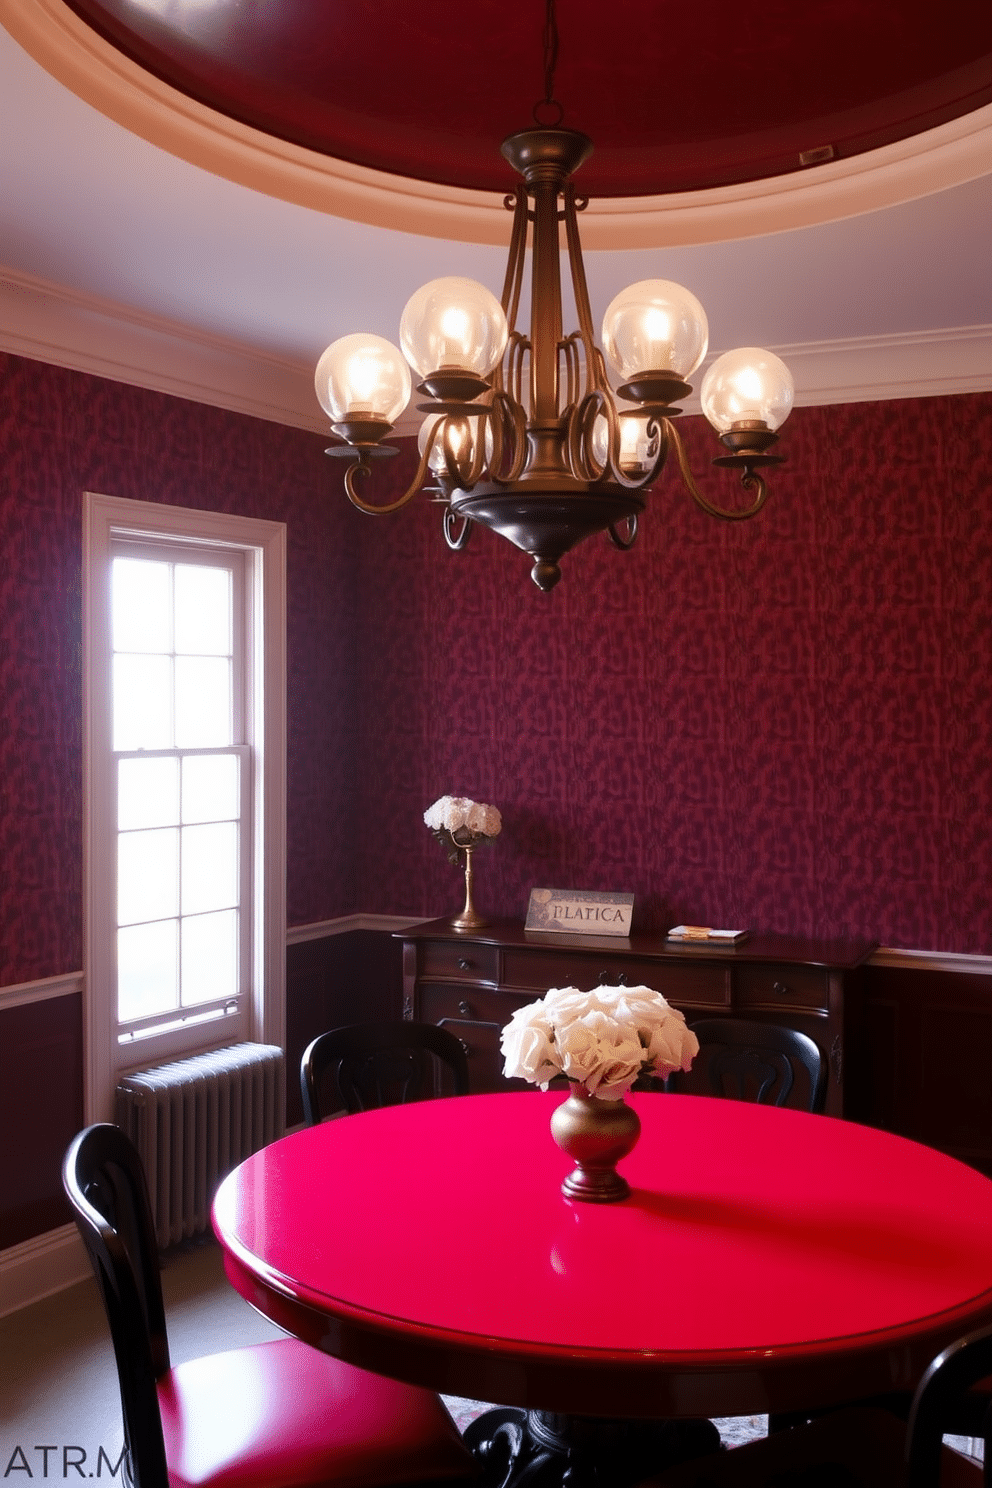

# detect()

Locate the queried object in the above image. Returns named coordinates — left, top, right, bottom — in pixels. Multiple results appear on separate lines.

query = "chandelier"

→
left=314, top=7, right=794, bottom=592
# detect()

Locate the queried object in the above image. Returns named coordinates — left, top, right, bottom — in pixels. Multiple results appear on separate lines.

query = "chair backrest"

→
left=907, top=1321, right=992, bottom=1486
left=62, top=1124, right=171, bottom=1488
left=301, top=1021, right=471, bottom=1123
left=667, top=1017, right=827, bottom=1113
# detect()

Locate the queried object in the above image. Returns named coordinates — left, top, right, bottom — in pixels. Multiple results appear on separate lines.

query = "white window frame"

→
left=83, top=492, right=286, bottom=1125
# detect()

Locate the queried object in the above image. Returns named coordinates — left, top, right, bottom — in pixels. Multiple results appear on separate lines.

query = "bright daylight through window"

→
left=111, top=548, right=247, bottom=1039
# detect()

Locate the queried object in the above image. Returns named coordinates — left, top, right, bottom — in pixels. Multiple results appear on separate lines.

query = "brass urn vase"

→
left=550, top=1084, right=641, bottom=1202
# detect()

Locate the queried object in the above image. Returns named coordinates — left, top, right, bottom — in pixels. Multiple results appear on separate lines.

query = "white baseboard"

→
left=0, top=1224, right=90, bottom=1318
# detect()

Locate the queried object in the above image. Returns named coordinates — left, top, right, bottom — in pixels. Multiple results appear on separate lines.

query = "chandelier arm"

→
left=489, top=389, right=529, bottom=482
left=562, top=333, right=582, bottom=410
left=570, top=394, right=671, bottom=491
left=567, top=390, right=606, bottom=482
left=563, top=185, right=602, bottom=398
left=608, top=516, right=639, bottom=551
left=343, top=437, right=437, bottom=515
left=667, top=419, right=771, bottom=520
left=438, top=412, right=486, bottom=488
left=507, top=332, right=528, bottom=407
left=500, top=186, right=530, bottom=345
left=443, top=508, right=474, bottom=551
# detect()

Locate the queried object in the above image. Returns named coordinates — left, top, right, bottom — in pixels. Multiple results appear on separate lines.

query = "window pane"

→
left=182, top=754, right=239, bottom=824
left=119, top=757, right=179, bottom=830
left=175, top=565, right=232, bottom=656
left=112, top=558, right=171, bottom=653
left=175, top=657, right=231, bottom=747
left=114, top=654, right=173, bottom=751
left=118, top=919, right=178, bottom=1022
left=181, top=822, right=238, bottom=915
left=182, top=910, right=238, bottom=1005
left=118, top=827, right=179, bottom=925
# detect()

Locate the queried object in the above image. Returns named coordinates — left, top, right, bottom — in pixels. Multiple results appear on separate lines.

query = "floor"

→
left=0, top=1240, right=980, bottom=1477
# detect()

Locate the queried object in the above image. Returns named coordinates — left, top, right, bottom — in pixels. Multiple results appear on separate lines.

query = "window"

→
left=84, top=494, right=286, bottom=1124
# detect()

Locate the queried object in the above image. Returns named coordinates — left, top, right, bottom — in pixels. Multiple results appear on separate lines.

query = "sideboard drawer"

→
left=418, top=940, right=500, bottom=985
left=501, top=949, right=730, bottom=1007
left=420, top=983, right=532, bottom=1028
left=734, top=963, right=829, bottom=1012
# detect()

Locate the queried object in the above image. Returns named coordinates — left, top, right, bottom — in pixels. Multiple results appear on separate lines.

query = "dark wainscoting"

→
left=0, top=993, right=84, bottom=1250
left=852, top=964, right=992, bottom=1177
left=285, top=928, right=405, bottom=1127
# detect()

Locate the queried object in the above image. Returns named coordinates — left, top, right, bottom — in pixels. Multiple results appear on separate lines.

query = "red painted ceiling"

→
left=64, top=0, right=991, bottom=197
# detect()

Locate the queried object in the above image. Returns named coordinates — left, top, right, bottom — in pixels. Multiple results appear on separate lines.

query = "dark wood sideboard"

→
left=398, top=918, right=876, bottom=1118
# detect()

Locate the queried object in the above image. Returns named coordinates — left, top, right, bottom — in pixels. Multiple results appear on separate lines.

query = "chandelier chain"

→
left=534, top=0, right=563, bottom=126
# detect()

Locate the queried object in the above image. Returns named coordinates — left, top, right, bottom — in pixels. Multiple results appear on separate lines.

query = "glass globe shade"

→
left=591, top=406, right=661, bottom=475
left=700, top=348, right=795, bottom=432
left=418, top=414, right=490, bottom=476
left=400, top=277, right=508, bottom=379
left=601, top=280, right=709, bottom=381
left=315, top=333, right=411, bottom=424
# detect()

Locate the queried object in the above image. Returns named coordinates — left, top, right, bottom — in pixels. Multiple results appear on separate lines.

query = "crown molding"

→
left=2, top=0, right=991, bottom=249
left=0, top=266, right=326, bottom=431
left=2, top=265, right=989, bottom=431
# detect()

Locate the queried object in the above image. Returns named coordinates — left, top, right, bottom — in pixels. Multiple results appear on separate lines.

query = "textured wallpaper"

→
left=352, top=392, right=992, bottom=953
left=0, top=353, right=358, bottom=985
left=1, top=351, right=990, bottom=982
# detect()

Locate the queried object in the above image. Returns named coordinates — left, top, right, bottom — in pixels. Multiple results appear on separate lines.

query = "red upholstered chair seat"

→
left=62, top=1125, right=477, bottom=1488
left=159, top=1340, right=474, bottom=1488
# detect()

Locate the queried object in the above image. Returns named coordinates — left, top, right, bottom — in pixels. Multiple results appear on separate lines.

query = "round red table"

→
left=212, top=1091, right=992, bottom=1422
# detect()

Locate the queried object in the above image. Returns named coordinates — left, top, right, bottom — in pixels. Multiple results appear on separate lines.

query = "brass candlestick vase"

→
left=423, top=795, right=502, bottom=933
left=550, top=1084, right=641, bottom=1203
left=450, top=839, right=488, bottom=931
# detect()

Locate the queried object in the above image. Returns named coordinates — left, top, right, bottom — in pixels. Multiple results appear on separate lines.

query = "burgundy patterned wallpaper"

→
left=0, top=351, right=358, bottom=986
left=353, top=392, right=992, bottom=953
left=1, top=350, right=990, bottom=988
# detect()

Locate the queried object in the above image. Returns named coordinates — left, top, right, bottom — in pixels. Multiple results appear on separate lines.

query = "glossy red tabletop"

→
left=212, top=1093, right=992, bottom=1418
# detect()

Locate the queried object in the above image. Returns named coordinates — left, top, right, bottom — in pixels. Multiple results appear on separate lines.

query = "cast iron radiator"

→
left=115, top=1042, right=285, bottom=1249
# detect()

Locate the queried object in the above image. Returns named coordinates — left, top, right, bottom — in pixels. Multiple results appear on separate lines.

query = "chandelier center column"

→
left=501, top=129, right=594, bottom=482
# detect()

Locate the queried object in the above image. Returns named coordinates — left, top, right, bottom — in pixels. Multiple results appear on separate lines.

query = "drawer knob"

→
left=460, top=1039, right=471, bottom=1057
left=458, top=1000, right=472, bottom=1016
left=773, top=981, right=789, bottom=997
left=599, top=972, right=629, bottom=986
left=458, top=958, right=473, bottom=971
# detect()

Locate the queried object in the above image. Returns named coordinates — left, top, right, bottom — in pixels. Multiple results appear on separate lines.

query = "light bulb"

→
left=400, top=277, right=508, bottom=379
left=418, top=413, right=491, bottom=476
left=314, top=333, right=411, bottom=424
left=591, top=407, right=662, bottom=475
left=601, top=280, right=709, bottom=381
left=700, top=348, right=794, bottom=433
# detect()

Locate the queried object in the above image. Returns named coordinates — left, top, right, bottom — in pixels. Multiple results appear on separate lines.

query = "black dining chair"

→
left=641, top=1327, right=992, bottom=1486
left=906, top=1322, right=992, bottom=1487
left=666, top=1017, right=827, bottom=1114
left=62, top=1123, right=476, bottom=1488
left=301, top=1020, right=471, bottom=1124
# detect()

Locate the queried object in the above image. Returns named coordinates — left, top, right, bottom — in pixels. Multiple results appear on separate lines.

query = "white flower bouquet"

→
left=424, top=795, right=502, bottom=865
left=501, top=984, right=699, bottom=1100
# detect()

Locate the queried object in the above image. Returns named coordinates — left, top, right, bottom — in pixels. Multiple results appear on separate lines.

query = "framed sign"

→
left=525, top=888, right=634, bottom=937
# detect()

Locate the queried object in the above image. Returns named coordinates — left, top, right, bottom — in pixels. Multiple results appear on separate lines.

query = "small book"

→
left=667, top=925, right=749, bottom=943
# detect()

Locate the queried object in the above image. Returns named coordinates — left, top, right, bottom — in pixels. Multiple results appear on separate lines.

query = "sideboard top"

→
left=396, top=918, right=877, bottom=971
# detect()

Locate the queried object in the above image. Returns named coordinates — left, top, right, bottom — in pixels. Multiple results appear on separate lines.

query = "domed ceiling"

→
left=61, top=0, right=991, bottom=198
